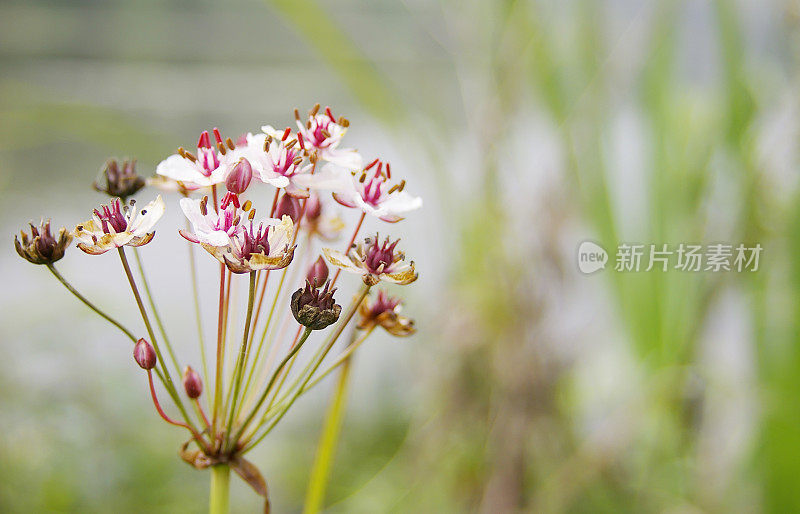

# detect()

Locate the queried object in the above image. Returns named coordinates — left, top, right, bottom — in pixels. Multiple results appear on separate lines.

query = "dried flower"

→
left=73, top=196, right=165, bottom=255
left=324, top=235, right=417, bottom=286
left=358, top=290, right=416, bottom=336
left=307, top=256, right=329, bottom=287
left=291, top=280, right=341, bottom=330
left=225, top=157, right=253, bottom=194
left=134, top=338, right=157, bottom=370
left=156, top=129, right=228, bottom=189
left=93, top=159, right=145, bottom=199
left=15, top=220, right=72, bottom=265
left=182, top=366, right=203, bottom=399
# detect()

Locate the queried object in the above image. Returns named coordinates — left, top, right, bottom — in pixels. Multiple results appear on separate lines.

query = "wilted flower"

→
left=314, top=159, right=422, bottom=222
left=291, top=280, right=341, bottom=330
left=358, top=290, right=415, bottom=336
left=15, top=220, right=72, bottom=265
left=134, top=338, right=157, bottom=370
left=324, top=234, right=417, bottom=286
left=93, top=159, right=145, bottom=199
left=182, top=366, right=203, bottom=399
left=74, top=196, right=165, bottom=255
left=156, top=129, right=229, bottom=189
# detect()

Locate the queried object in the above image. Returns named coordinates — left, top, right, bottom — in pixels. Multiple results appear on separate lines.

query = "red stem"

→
left=331, top=212, right=366, bottom=286
left=147, top=370, right=208, bottom=448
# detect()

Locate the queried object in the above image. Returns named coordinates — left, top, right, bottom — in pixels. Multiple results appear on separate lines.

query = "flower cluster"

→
left=14, top=104, right=421, bottom=510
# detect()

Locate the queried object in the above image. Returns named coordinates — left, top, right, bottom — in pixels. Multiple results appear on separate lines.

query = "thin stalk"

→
left=242, top=285, right=370, bottom=452
left=212, top=263, right=227, bottom=439
left=132, top=248, right=181, bottom=378
left=146, top=370, right=209, bottom=451
left=186, top=221, right=211, bottom=412
left=118, top=247, right=196, bottom=432
left=233, top=327, right=313, bottom=444
left=209, top=464, right=230, bottom=514
left=46, top=264, right=136, bottom=343
left=223, top=272, right=257, bottom=450
left=302, top=327, right=375, bottom=393
left=331, top=212, right=365, bottom=286
left=303, top=355, right=354, bottom=514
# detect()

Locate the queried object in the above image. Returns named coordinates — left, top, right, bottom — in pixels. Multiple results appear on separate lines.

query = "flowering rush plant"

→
left=14, top=105, right=421, bottom=513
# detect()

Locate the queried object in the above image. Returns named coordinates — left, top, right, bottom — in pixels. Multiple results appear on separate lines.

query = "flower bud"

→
left=275, top=193, right=301, bottom=222
left=291, top=280, right=341, bottom=330
left=304, top=193, right=322, bottom=221
left=306, top=256, right=329, bottom=287
left=182, top=366, right=203, bottom=399
left=226, top=158, right=253, bottom=194
left=93, top=159, right=145, bottom=199
left=14, top=220, right=71, bottom=265
left=133, top=338, right=157, bottom=370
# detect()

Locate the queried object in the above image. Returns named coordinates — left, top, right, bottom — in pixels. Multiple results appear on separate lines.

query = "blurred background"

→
left=2, top=0, right=799, bottom=511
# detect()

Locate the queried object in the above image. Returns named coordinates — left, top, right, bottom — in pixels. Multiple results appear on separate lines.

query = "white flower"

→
left=302, top=161, right=422, bottom=223
left=74, top=196, right=165, bottom=255
left=323, top=235, right=417, bottom=286
left=280, top=105, right=363, bottom=169
left=227, top=131, right=313, bottom=197
left=180, top=196, right=296, bottom=274
left=156, top=130, right=228, bottom=189
left=179, top=197, right=241, bottom=246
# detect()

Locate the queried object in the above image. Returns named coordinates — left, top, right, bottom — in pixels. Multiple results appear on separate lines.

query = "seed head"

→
left=291, top=280, right=341, bottom=330
left=15, top=220, right=71, bottom=265
left=93, top=159, right=145, bottom=200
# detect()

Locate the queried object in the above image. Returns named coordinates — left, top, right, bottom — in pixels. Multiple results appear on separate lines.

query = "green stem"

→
left=234, top=326, right=313, bottom=445
left=118, top=247, right=196, bottom=432
left=209, top=464, right=230, bottom=514
left=242, top=284, right=370, bottom=452
left=46, top=264, right=137, bottom=343
left=303, top=355, right=354, bottom=514
left=186, top=233, right=212, bottom=413
left=223, top=271, right=257, bottom=451
left=132, top=248, right=181, bottom=378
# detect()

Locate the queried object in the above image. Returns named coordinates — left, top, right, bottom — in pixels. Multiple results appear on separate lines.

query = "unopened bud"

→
left=304, top=193, right=322, bottom=221
left=133, top=338, right=157, bottom=370
left=182, top=366, right=203, bottom=399
left=226, top=158, right=253, bottom=194
left=275, top=193, right=301, bottom=222
left=307, top=256, right=329, bottom=287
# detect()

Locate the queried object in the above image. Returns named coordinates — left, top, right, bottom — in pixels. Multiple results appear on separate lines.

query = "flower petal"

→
left=129, top=195, right=165, bottom=237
